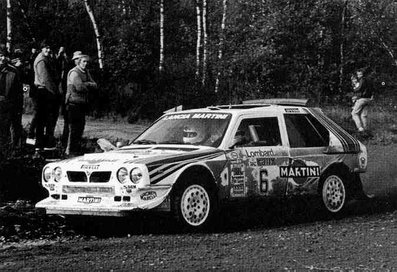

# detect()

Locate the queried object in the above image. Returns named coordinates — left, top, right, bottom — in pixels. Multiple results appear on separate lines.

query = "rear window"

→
left=284, top=114, right=329, bottom=148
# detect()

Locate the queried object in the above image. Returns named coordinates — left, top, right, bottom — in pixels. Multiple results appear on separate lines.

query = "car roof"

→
left=164, top=99, right=311, bottom=115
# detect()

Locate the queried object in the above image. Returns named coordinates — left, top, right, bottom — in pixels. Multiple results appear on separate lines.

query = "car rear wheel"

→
left=172, top=177, right=218, bottom=231
left=321, top=173, right=349, bottom=214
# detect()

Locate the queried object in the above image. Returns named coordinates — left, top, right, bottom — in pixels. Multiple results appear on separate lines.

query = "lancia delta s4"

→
left=36, top=99, right=368, bottom=231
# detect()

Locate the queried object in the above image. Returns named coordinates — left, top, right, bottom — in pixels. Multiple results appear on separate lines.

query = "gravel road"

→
left=1, top=116, right=393, bottom=271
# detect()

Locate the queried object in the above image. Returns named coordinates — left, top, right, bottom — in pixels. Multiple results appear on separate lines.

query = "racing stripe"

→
left=308, top=108, right=360, bottom=153
left=142, top=149, right=223, bottom=166
left=150, top=152, right=223, bottom=180
left=149, top=152, right=224, bottom=184
left=149, top=152, right=222, bottom=176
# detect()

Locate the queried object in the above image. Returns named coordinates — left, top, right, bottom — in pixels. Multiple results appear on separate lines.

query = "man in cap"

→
left=33, top=41, right=60, bottom=150
left=65, top=52, right=97, bottom=156
left=0, top=47, right=22, bottom=159
left=60, top=50, right=82, bottom=146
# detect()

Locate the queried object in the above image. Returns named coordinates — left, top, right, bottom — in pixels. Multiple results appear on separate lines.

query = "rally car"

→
left=36, top=99, right=368, bottom=231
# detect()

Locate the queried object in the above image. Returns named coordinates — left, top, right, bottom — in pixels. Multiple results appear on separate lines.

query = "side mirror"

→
left=97, top=138, right=118, bottom=152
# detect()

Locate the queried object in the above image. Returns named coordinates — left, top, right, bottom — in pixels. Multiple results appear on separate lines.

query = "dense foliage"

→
left=0, top=0, right=396, bottom=119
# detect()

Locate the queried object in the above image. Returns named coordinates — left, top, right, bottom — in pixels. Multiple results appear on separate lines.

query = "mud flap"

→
left=351, top=174, right=374, bottom=200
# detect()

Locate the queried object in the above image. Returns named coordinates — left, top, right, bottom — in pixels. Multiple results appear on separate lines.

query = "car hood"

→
left=58, top=145, right=225, bottom=169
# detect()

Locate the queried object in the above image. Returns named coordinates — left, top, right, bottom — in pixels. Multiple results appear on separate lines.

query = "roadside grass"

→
left=323, top=103, right=397, bottom=145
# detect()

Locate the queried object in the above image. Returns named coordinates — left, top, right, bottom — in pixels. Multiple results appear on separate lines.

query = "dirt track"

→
left=0, top=116, right=393, bottom=271
left=0, top=198, right=397, bottom=271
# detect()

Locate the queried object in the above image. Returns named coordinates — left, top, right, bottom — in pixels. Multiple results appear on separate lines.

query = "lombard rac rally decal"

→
left=280, top=160, right=320, bottom=186
left=140, top=191, right=157, bottom=201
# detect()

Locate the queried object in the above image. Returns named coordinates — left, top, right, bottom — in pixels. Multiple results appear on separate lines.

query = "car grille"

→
left=62, top=185, right=114, bottom=194
left=67, top=171, right=112, bottom=183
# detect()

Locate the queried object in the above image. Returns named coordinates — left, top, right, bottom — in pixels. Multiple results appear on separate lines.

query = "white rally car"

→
left=36, top=99, right=368, bottom=231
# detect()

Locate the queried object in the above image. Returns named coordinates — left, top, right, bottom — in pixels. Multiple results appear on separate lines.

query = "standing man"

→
left=10, top=49, right=26, bottom=149
left=0, top=48, right=22, bottom=159
left=351, top=68, right=374, bottom=133
left=57, top=47, right=71, bottom=146
left=33, top=41, right=60, bottom=150
left=26, top=46, right=39, bottom=145
left=65, top=52, right=97, bottom=157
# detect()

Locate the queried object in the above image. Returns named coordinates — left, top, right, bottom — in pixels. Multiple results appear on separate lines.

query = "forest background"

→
left=0, top=0, right=396, bottom=121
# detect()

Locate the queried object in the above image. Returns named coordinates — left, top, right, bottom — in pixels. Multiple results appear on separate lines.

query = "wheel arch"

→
left=174, top=163, right=218, bottom=191
left=318, top=162, right=354, bottom=194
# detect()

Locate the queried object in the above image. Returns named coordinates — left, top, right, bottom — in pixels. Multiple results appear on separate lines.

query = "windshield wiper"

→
left=158, top=141, right=188, bottom=144
left=133, top=139, right=157, bottom=145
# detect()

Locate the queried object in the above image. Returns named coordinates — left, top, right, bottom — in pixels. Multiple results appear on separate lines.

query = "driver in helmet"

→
left=183, top=125, right=206, bottom=144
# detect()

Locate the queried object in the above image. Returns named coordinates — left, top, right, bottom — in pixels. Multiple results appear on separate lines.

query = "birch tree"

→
left=201, top=0, right=207, bottom=86
left=16, top=0, right=36, bottom=43
left=159, top=0, right=164, bottom=73
left=338, top=0, right=348, bottom=94
left=195, top=0, right=202, bottom=79
left=83, top=0, right=104, bottom=69
left=215, top=0, right=227, bottom=93
left=6, top=0, right=12, bottom=52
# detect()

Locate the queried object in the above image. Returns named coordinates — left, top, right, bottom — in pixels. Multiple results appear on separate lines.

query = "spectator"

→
left=26, top=47, right=39, bottom=145
left=0, top=48, right=22, bottom=159
left=33, top=41, right=60, bottom=150
left=65, top=52, right=97, bottom=156
left=9, top=49, right=26, bottom=148
left=351, top=68, right=374, bottom=133
left=57, top=47, right=72, bottom=146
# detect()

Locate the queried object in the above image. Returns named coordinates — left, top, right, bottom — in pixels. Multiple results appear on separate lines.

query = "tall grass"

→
left=323, top=103, right=397, bottom=145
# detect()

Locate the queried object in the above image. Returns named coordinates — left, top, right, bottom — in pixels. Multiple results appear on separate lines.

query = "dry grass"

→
left=323, top=104, right=397, bottom=145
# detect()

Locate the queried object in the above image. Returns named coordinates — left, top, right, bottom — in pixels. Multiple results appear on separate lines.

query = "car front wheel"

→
left=172, top=178, right=218, bottom=231
left=321, top=173, right=349, bottom=214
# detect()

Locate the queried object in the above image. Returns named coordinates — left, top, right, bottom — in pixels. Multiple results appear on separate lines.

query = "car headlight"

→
left=117, top=167, right=129, bottom=184
left=53, top=167, right=62, bottom=182
left=43, top=167, right=52, bottom=182
left=130, top=167, right=143, bottom=184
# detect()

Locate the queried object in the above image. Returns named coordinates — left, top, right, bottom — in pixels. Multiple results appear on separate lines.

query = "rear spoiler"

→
left=243, top=98, right=310, bottom=107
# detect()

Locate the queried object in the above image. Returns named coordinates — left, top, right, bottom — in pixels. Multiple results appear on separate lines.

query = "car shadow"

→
left=69, top=193, right=397, bottom=238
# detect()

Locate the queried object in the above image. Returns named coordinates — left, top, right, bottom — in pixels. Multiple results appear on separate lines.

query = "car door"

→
left=227, top=114, right=289, bottom=198
left=282, top=111, right=330, bottom=196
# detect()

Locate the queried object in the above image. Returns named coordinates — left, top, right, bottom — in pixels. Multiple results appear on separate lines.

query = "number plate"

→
left=78, top=196, right=101, bottom=204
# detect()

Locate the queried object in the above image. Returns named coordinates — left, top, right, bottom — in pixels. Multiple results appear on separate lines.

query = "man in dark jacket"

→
left=0, top=48, right=22, bottom=159
left=33, top=41, right=60, bottom=149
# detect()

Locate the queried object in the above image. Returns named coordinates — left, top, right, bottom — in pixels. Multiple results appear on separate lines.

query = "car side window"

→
left=234, top=117, right=282, bottom=147
left=284, top=114, right=329, bottom=148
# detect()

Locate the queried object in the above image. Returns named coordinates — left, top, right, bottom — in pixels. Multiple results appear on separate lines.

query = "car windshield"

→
left=132, top=112, right=232, bottom=147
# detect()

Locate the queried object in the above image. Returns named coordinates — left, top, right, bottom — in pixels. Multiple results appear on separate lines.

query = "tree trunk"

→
left=379, top=37, right=397, bottom=66
left=201, top=0, right=207, bottom=86
left=6, top=0, right=12, bottom=52
left=159, top=0, right=164, bottom=73
left=215, top=0, right=228, bottom=93
left=16, top=0, right=36, bottom=43
left=196, top=0, right=202, bottom=80
left=83, top=0, right=104, bottom=69
left=338, top=0, right=348, bottom=94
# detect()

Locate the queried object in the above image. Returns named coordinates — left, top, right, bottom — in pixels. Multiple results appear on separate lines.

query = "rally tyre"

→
left=172, top=178, right=218, bottom=232
left=321, top=172, right=350, bottom=214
